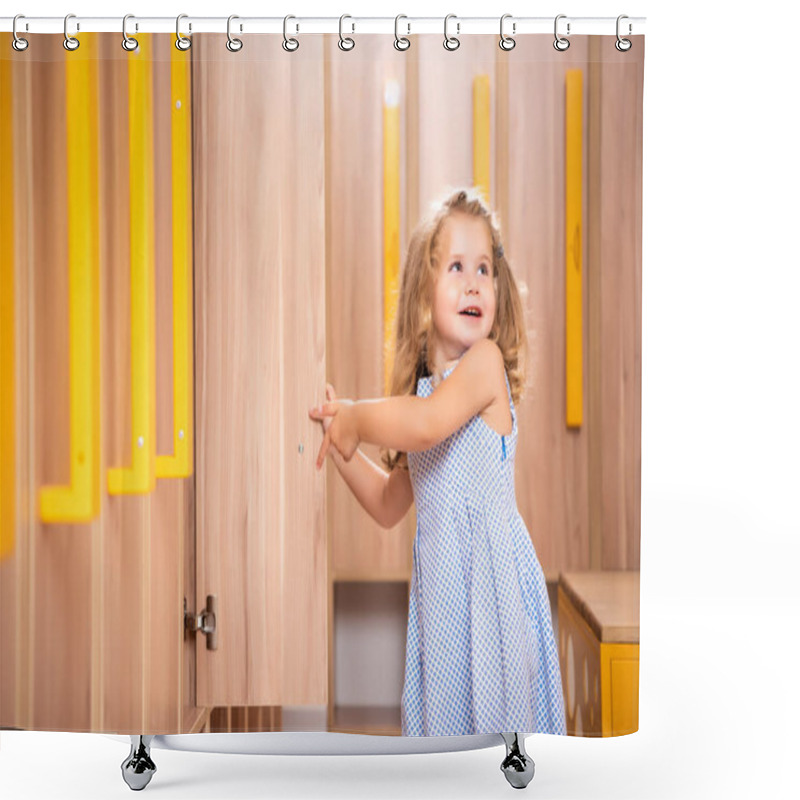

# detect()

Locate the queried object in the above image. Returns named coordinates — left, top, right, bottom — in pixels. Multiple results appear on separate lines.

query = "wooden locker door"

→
left=192, top=34, right=327, bottom=710
left=0, top=33, right=191, bottom=734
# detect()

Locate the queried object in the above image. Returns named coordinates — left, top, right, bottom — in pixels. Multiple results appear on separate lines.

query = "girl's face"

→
left=430, top=212, right=496, bottom=363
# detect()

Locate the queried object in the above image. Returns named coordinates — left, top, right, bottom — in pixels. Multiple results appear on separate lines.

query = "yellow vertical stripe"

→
left=39, top=34, right=101, bottom=522
left=383, top=81, right=401, bottom=395
left=472, top=75, right=491, bottom=204
left=565, top=70, right=583, bottom=428
left=108, top=34, right=156, bottom=494
left=1, top=40, right=16, bottom=555
left=156, top=41, right=194, bottom=478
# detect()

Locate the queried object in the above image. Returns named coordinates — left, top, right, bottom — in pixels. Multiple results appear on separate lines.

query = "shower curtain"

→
left=0, top=26, right=643, bottom=740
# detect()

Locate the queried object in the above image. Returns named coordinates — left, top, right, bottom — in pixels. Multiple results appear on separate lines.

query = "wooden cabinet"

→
left=557, top=571, right=639, bottom=737
left=0, top=32, right=328, bottom=734
left=192, top=33, right=327, bottom=709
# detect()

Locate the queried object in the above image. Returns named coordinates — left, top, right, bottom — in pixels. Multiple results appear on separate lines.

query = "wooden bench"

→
left=557, top=571, right=639, bottom=737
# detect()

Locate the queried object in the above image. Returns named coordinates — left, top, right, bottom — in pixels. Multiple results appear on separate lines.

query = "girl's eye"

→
left=449, top=261, right=462, bottom=272
left=479, top=264, right=489, bottom=275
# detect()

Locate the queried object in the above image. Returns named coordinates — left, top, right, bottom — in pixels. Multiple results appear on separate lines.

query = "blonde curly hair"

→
left=382, top=187, right=528, bottom=471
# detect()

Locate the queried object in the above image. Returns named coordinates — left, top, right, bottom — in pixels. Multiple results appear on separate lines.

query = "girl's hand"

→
left=308, top=391, right=359, bottom=469
left=318, top=384, right=337, bottom=434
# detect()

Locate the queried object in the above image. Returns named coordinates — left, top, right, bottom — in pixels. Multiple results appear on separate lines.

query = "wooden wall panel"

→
left=96, top=32, right=190, bottom=733
left=1, top=33, right=193, bottom=734
left=326, top=35, right=413, bottom=579
left=282, top=36, right=328, bottom=706
left=414, top=35, right=497, bottom=208
left=29, top=33, right=93, bottom=731
left=99, top=31, right=143, bottom=733
left=0, top=33, right=31, bottom=729
left=193, top=34, right=327, bottom=708
left=593, top=38, right=644, bottom=570
left=149, top=32, right=190, bottom=732
left=505, top=36, right=592, bottom=577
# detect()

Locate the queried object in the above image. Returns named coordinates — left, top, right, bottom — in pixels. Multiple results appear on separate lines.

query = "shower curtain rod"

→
left=0, top=16, right=645, bottom=37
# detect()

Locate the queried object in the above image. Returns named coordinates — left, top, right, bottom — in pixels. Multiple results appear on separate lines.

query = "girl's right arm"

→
left=327, top=446, right=414, bottom=530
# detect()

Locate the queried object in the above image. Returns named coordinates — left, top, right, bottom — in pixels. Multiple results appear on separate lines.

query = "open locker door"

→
left=191, top=33, right=328, bottom=713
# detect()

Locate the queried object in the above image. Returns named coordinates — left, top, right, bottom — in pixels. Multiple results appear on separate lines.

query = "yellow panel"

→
left=383, top=81, right=401, bottom=395
left=156, top=41, right=194, bottom=478
left=39, top=34, right=102, bottom=522
left=472, top=75, right=491, bottom=203
left=565, top=70, right=583, bottom=428
left=108, top=34, right=156, bottom=494
left=600, top=642, right=639, bottom=736
left=1, top=41, right=15, bottom=555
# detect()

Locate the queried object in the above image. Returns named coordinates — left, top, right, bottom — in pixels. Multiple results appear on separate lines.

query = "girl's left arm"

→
left=314, top=338, right=506, bottom=458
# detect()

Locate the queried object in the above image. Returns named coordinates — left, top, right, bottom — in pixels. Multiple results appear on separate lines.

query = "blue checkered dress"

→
left=401, top=363, right=567, bottom=736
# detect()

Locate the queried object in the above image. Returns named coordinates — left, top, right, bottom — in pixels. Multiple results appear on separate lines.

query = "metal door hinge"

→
left=184, top=594, right=218, bottom=651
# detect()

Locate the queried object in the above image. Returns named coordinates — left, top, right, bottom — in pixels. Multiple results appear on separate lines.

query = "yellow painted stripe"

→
left=472, top=75, right=491, bottom=204
left=1, top=38, right=16, bottom=555
left=39, top=34, right=101, bottom=522
left=383, top=81, right=401, bottom=395
left=156, top=41, right=194, bottom=478
left=108, top=34, right=156, bottom=494
left=600, top=642, right=639, bottom=736
left=565, top=70, right=583, bottom=428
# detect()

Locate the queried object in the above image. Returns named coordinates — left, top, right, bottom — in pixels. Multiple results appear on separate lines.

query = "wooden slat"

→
left=326, top=35, right=413, bottom=579
left=156, top=34, right=194, bottom=480
left=597, top=37, right=644, bottom=570
left=505, top=35, right=591, bottom=574
left=587, top=38, right=604, bottom=570
left=281, top=34, right=328, bottom=706
left=414, top=34, right=496, bottom=208
left=37, top=32, right=101, bottom=523
left=0, top=36, right=15, bottom=563
left=0, top=31, right=20, bottom=728
left=149, top=32, right=188, bottom=733
left=194, top=34, right=327, bottom=707
left=28, top=33, right=92, bottom=729
left=106, top=32, right=156, bottom=496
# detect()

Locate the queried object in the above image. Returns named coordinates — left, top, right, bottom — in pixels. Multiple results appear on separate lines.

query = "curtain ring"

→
left=63, top=13, right=79, bottom=51
left=499, top=14, right=515, bottom=51
left=226, top=15, right=243, bottom=52
left=12, top=14, right=29, bottom=52
left=553, top=14, right=570, bottom=51
left=283, top=15, right=299, bottom=51
left=175, top=14, right=191, bottom=51
left=443, top=14, right=460, bottom=51
left=122, top=14, right=139, bottom=52
left=394, top=14, right=410, bottom=51
left=615, top=15, right=632, bottom=52
left=339, top=15, right=355, bottom=51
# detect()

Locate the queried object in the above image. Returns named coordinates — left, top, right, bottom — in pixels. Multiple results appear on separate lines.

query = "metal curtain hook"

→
left=394, top=14, right=410, bottom=51
left=12, top=14, right=29, bottom=51
left=499, top=14, right=516, bottom=51
left=616, top=14, right=632, bottom=52
left=554, top=14, right=570, bottom=51
left=226, top=14, right=243, bottom=52
left=339, top=14, right=355, bottom=51
left=283, top=15, right=299, bottom=51
left=444, top=14, right=460, bottom=51
left=175, top=13, right=191, bottom=51
left=63, top=13, right=79, bottom=51
left=122, top=14, right=139, bottom=52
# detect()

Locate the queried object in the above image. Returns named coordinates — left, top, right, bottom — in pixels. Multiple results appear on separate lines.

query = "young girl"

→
left=309, top=188, right=566, bottom=737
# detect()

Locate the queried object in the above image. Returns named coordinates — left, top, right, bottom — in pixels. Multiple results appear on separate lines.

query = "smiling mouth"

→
left=459, top=307, right=483, bottom=318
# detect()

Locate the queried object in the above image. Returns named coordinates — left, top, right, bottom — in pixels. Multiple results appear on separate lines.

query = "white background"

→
left=2, top=1, right=798, bottom=798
